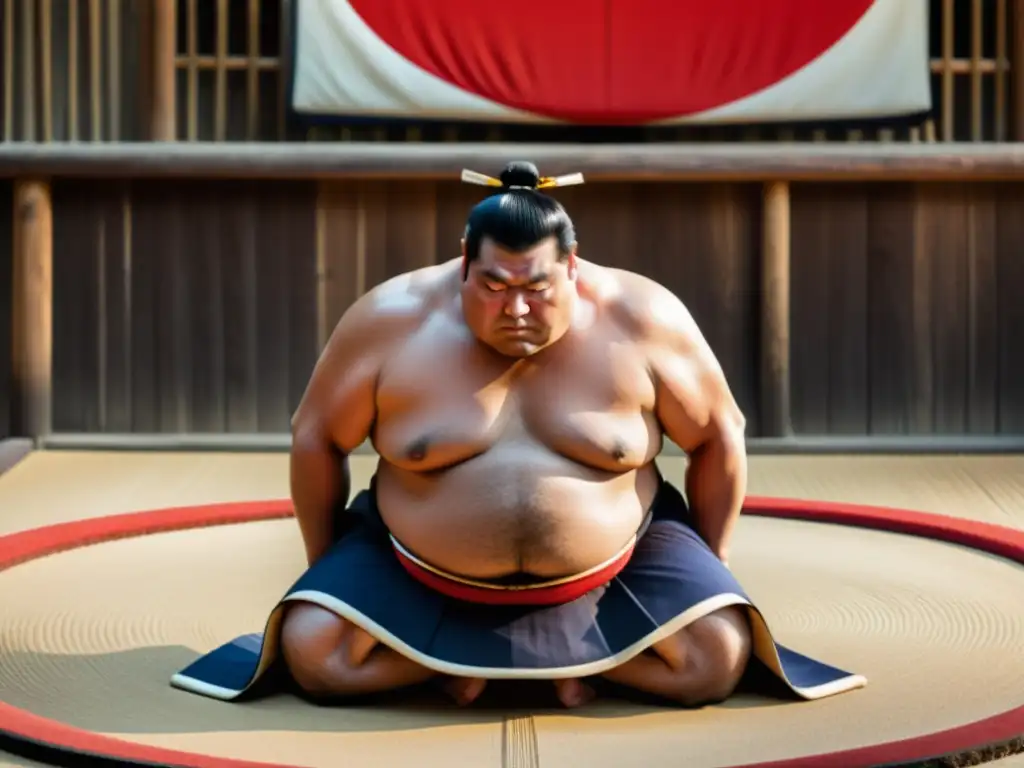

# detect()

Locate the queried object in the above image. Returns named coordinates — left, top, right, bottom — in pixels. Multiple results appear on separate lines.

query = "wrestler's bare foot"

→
left=438, top=676, right=488, bottom=706
left=553, top=678, right=597, bottom=708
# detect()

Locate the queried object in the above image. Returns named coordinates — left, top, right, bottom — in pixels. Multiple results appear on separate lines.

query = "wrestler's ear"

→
left=566, top=245, right=579, bottom=280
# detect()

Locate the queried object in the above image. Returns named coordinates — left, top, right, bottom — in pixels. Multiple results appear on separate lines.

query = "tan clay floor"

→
left=0, top=451, right=1022, bottom=768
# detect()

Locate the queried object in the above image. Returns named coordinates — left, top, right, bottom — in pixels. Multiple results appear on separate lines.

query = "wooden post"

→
left=761, top=181, right=792, bottom=437
left=150, top=0, right=177, bottom=140
left=1015, top=0, right=1024, bottom=139
left=11, top=179, right=54, bottom=445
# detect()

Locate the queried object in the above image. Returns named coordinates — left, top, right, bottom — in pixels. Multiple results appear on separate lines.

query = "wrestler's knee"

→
left=673, top=606, right=753, bottom=706
left=279, top=602, right=370, bottom=697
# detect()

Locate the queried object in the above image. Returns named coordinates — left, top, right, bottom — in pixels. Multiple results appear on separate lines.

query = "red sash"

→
left=389, top=513, right=649, bottom=606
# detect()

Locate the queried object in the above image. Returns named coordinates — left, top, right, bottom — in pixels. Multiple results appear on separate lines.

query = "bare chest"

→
left=372, top=327, right=660, bottom=472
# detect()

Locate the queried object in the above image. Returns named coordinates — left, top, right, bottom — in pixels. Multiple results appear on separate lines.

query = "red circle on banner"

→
left=347, top=0, right=875, bottom=123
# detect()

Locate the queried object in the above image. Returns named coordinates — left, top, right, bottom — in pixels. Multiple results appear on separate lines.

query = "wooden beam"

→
left=150, top=0, right=177, bottom=141
left=1015, top=0, right=1024, bottom=139
left=760, top=181, right=791, bottom=438
left=3, top=143, right=1024, bottom=181
left=11, top=179, right=53, bottom=445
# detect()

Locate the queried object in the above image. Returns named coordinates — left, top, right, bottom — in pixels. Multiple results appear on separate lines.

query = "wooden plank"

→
left=909, top=184, right=934, bottom=433
left=1015, top=0, right=1024, bottom=140
left=825, top=187, right=869, bottom=435
left=11, top=179, right=53, bottom=443
left=315, top=181, right=363, bottom=342
left=552, top=183, right=643, bottom=272
left=866, top=184, right=919, bottom=434
left=125, top=183, right=161, bottom=433
left=788, top=185, right=832, bottom=434
left=284, top=184, right=320, bottom=422
left=181, top=181, right=227, bottom=432
left=51, top=181, right=101, bottom=433
left=253, top=183, right=292, bottom=432
left=631, top=183, right=685, bottom=288
left=432, top=180, right=489, bottom=267
left=99, top=184, right=133, bottom=433
left=358, top=181, right=393, bottom=290
left=150, top=0, right=177, bottom=141
left=4, top=144, right=1024, bottom=182
left=965, top=184, right=999, bottom=433
left=153, top=186, right=190, bottom=433
left=384, top=182, right=439, bottom=274
left=920, top=184, right=969, bottom=434
left=996, top=183, right=1024, bottom=431
left=760, top=181, right=791, bottom=437
left=220, top=182, right=260, bottom=433
left=0, top=181, right=11, bottom=437
left=788, top=184, right=871, bottom=436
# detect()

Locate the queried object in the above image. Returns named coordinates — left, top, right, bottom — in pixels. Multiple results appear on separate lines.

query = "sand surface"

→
left=0, top=450, right=1021, bottom=767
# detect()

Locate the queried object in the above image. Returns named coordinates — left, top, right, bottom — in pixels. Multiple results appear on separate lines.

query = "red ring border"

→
left=0, top=497, right=1022, bottom=768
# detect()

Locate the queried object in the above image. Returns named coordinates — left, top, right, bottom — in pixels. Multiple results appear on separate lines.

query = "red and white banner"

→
left=290, top=0, right=931, bottom=126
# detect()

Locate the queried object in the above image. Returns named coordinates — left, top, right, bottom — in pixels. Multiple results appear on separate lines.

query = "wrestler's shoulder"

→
left=587, top=263, right=703, bottom=348
left=313, top=261, right=458, bottom=374
left=334, top=260, right=458, bottom=336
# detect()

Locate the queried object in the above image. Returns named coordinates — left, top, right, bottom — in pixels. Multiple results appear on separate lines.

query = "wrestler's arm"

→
left=289, top=284, right=416, bottom=566
left=632, top=280, right=748, bottom=565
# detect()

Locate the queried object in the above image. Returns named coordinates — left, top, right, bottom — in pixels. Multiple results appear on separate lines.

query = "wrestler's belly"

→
left=374, top=445, right=660, bottom=579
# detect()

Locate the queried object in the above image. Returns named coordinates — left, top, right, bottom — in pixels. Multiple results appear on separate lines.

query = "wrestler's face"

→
left=460, top=236, right=578, bottom=358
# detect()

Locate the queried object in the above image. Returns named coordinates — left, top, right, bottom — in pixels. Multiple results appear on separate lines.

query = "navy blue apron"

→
left=171, top=479, right=864, bottom=703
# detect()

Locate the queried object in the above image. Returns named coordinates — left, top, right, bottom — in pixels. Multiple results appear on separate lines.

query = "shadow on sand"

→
left=0, top=645, right=803, bottom=738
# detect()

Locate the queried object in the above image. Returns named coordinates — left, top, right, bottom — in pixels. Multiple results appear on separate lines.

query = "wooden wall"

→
left=790, top=182, right=1024, bottom=435
left=50, top=179, right=318, bottom=434
left=48, top=179, right=763, bottom=436
left=42, top=177, right=1024, bottom=439
left=0, top=181, right=10, bottom=437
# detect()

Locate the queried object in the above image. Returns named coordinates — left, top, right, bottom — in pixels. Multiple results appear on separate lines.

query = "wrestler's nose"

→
left=504, top=292, right=530, bottom=318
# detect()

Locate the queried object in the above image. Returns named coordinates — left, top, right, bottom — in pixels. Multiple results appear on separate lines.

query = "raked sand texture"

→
left=0, top=450, right=1022, bottom=768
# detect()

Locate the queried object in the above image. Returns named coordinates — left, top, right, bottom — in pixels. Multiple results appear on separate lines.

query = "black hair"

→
left=462, top=161, right=576, bottom=278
